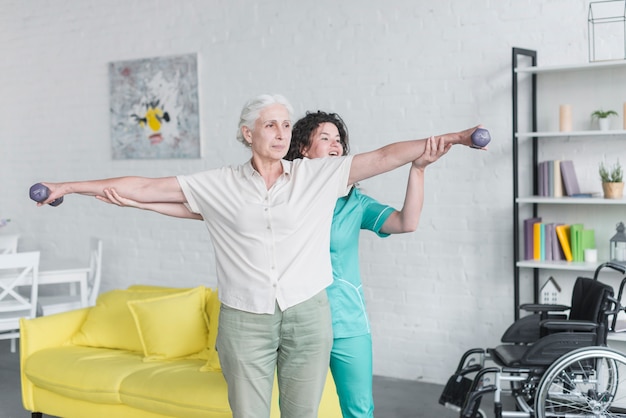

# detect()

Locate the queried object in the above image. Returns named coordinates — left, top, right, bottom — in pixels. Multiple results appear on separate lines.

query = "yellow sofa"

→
left=20, top=285, right=342, bottom=418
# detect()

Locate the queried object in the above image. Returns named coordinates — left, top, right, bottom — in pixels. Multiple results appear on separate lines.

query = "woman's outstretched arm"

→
left=96, top=188, right=203, bottom=220
left=348, top=125, right=480, bottom=185
left=35, top=176, right=185, bottom=206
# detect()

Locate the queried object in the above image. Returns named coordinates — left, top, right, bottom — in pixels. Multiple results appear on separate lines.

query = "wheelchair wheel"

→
left=534, top=347, right=626, bottom=417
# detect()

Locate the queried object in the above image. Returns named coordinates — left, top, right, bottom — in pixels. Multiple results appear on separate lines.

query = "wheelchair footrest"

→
left=439, top=373, right=474, bottom=407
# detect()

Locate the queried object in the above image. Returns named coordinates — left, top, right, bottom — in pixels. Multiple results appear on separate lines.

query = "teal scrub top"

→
left=328, top=187, right=395, bottom=339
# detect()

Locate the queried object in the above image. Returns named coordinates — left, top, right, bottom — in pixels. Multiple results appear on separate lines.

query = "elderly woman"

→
left=36, top=94, right=479, bottom=418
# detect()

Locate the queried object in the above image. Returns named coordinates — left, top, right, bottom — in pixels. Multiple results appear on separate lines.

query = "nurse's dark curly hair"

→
left=285, top=111, right=350, bottom=161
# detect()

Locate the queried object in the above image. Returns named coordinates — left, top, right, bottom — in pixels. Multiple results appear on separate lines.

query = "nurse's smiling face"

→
left=301, top=122, right=344, bottom=159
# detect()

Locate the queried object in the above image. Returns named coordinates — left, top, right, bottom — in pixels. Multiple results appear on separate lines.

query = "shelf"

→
left=516, top=196, right=626, bottom=205
left=516, top=260, right=603, bottom=272
left=515, top=59, right=626, bottom=74
left=516, top=130, right=626, bottom=138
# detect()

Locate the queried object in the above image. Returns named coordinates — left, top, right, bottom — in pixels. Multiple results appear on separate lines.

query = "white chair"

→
left=38, top=237, right=103, bottom=315
left=0, top=234, right=20, bottom=254
left=0, top=251, right=40, bottom=352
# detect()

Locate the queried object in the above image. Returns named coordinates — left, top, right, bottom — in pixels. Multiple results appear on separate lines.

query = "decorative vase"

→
left=603, top=182, right=625, bottom=199
left=599, top=118, right=611, bottom=131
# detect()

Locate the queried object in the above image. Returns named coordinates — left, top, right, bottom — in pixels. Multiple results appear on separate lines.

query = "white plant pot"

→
left=599, top=118, right=611, bottom=131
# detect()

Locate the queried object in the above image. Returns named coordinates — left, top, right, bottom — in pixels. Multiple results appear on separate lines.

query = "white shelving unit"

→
left=511, top=48, right=626, bottom=319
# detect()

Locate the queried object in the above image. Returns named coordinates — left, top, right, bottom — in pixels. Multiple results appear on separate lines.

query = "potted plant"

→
left=591, top=109, right=618, bottom=131
left=599, top=159, right=624, bottom=199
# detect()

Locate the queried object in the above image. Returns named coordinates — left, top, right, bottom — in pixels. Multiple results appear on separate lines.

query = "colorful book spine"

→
left=534, top=222, right=542, bottom=260
left=560, top=160, right=581, bottom=196
left=552, top=224, right=564, bottom=260
left=547, top=161, right=554, bottom=197
left=524, top=217, right=542, bottom=260
left=545, top=223, right=554, bottom=261
left=570, top=223, right=584, bottom=262
left=555, top=224, right=573, bottom=262
left=553, top=160, right=563, bottom=197
left=582, top=228, right=596, bottom=257
left=539, top=223, right=546, bottom=260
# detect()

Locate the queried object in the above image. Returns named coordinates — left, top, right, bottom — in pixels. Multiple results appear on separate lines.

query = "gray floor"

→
left=0, top=338, right=460, bottom=418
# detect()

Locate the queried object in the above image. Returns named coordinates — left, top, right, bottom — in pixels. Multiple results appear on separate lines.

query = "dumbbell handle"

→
left=29, top=183, right=64, bottom=206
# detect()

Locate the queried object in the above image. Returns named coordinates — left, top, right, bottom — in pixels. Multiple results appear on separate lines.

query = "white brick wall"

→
left=0, top=0, right=608, bottom=384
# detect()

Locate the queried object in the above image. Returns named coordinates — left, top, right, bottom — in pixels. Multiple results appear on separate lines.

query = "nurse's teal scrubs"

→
left=328, top=187, right=394, bottom=418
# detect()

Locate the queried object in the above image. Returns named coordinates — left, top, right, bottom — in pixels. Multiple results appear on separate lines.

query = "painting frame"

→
left=109, top=53, right=201, bottom=159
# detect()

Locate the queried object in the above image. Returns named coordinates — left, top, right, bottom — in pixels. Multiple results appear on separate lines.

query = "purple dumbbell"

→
left=471, top=128, right=491, bottom=149
left=29, top=183, right=64, bottom=207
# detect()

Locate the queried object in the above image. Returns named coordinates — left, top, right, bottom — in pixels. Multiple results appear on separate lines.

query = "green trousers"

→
left=217, top=291, right=333, bottom=418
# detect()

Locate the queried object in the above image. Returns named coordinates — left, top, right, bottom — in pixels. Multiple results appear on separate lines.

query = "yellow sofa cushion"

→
left=24, top=346, right=153, bottom=404
left=119, top=360, right=231, bottom=418
left=72, top=288, right=189, bottom=352
left=128, top=286, right=209, bottom=361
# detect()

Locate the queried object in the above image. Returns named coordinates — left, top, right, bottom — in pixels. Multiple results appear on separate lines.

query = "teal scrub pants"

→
left=217, top=291, right=333, bottom=418
left=330, top=334, right=374, bottom=418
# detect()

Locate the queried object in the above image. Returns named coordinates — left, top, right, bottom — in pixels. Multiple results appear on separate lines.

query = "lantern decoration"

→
left=588, top=0, right=626, bottom=62
left=610, top=221, right=626, bottom=263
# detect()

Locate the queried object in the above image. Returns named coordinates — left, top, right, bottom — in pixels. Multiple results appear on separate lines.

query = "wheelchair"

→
left=439, top=262, right=626, bottom=418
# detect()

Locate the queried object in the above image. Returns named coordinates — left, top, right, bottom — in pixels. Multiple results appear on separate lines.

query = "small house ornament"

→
left=540, top=277, right=561, bottom=304
left=610, top=221, right=626, bottom=263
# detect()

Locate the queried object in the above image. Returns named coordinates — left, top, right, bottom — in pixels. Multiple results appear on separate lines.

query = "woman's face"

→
left=243, top=103, right=292, bottom=160
left=301, top=122, right=344, bottom=159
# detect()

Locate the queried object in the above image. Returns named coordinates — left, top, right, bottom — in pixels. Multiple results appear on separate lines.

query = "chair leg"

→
left=10, top=338, right=16, bottom=353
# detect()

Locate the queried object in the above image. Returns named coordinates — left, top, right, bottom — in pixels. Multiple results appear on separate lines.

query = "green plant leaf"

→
left=599, top=159, right=623, bottom=182
left=591, top=109, right=619, bottom=119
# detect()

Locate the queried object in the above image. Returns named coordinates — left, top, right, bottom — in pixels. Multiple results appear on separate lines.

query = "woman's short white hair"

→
left=236, top=94, right=294, bottom=147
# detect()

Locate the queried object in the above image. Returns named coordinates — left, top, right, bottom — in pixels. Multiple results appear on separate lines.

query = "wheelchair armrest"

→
left=520, top=303, right=570, bottom=313
left=540, top=319, right=598, bottom=333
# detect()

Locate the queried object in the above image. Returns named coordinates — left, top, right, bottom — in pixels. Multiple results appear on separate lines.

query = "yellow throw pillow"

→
left=72, top=288, right=187, bottom=352
left=128, top=286, right=209, bottom=361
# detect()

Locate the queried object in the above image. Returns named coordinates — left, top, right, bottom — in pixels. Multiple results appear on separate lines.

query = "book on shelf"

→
left=542, top=161, right=549, bottom=196
left=552, top=223, right=565, bottom=260
left=570, top=223, right=584, bottom=262
left=560, top=160, right=581, bottom=196
left=553, top=160, right=563, bottom=197
left=582, top=228, right=596, bottom=257
left=555, top=224, right=573, bottom=262
left=544, top=223, right=553, bottom=261
left=533, top=222, right=542, bottom=260
left=523, top=217, right=541, bottom=260
left=546, top=160, right=554, bottom=196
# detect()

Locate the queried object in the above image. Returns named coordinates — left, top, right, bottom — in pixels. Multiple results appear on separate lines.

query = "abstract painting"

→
left=109, top=54, right=200, bottom=159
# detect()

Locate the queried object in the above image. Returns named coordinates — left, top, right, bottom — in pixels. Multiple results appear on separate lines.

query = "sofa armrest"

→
left=20, top=308, right=90, bottom=355
left=20, top=308, right=90, bottom=411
